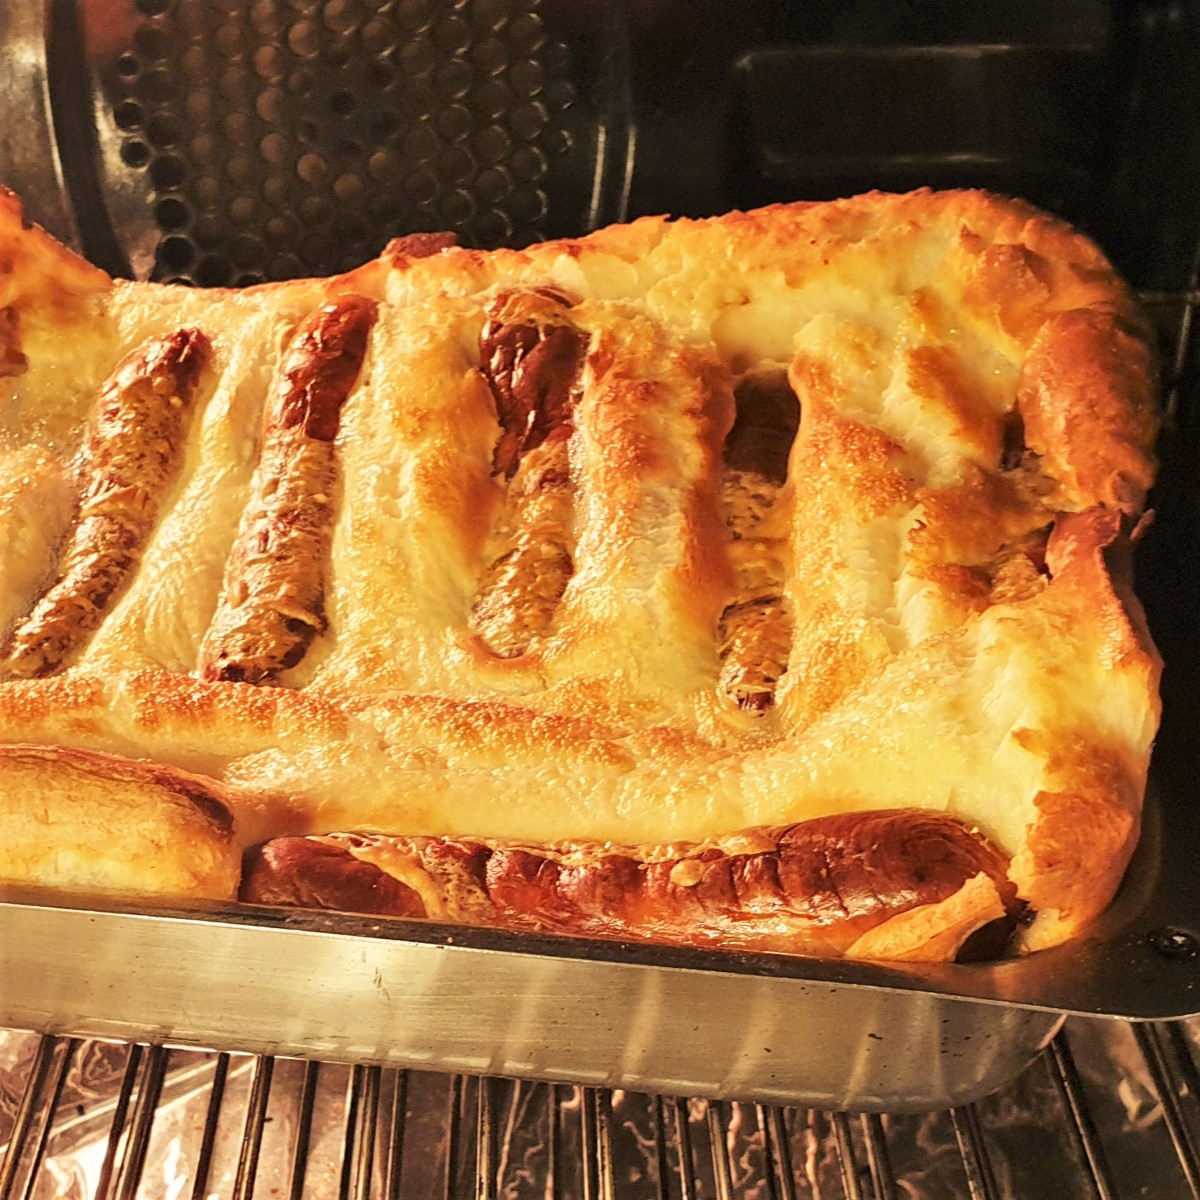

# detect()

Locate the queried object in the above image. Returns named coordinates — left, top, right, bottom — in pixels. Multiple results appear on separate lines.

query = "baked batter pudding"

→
left=0, top=187, right=1161, bottom=961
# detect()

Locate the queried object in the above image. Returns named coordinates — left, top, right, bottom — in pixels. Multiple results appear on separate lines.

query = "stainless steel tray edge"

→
left=2, top=774, right=1199, bottom=1112
left=0, top=890, right=1068, bottom=1113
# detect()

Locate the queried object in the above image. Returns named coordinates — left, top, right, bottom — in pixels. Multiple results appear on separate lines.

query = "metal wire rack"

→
left=1, top=1017, right=1199, bottom=1199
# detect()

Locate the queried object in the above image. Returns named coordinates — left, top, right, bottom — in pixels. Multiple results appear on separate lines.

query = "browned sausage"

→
left=470, top=287, right=588, bottom=657
left=479, top=286, right=587, bottom=478
left=2, top=328, right=209, bottom=678
left=200, top=295, right=377, bottom=684
left=241, top=809, right=1019, bottom=959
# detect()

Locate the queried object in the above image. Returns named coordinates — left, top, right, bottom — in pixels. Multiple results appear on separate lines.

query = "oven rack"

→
left=1, top=1017, right=1199, bottom=1200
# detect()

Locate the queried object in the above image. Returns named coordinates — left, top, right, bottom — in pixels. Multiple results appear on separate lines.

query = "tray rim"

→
left=2, top=768, right=1198, bottom=1025
left=2, top=299, right=1197, bottom=1036
left=0, top=886, right=1072, bottom=1110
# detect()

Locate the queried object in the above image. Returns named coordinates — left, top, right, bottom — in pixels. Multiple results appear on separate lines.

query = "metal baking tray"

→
left=5, top=280, right=1198, bottom=1112
left=4, top=290, right=1199, bottom=1113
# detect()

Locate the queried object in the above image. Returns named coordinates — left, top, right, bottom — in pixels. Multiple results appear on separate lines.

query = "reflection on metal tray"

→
left=0, top=886, right=1068, bottom=1113
left=0, top=780, right=1188, bottom=1116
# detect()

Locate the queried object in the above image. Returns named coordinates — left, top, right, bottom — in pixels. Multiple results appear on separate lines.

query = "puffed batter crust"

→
left=0, top=186, right=1161, bottom=960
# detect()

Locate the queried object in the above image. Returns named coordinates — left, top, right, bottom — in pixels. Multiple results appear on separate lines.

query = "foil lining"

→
left=1, top=1018, right=1197, bottom=1198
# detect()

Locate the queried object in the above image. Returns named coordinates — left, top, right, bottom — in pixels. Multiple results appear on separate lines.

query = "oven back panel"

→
left=5, top=0, right=1199, bottom=290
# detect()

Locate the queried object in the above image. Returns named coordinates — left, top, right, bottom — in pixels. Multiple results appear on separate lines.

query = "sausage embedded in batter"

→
left=469, top=439, right=576, bottom=657
left=200, top=295, right=377, bottom=685
left=470, top=288, right=588, bottom=657
left=1, top=328, right=209, bottom=678
left=480, top=286, right=586, bottom=479
left=717, top=372, right=800, bottom=714
left=241, top=808, right=1020, bottom=959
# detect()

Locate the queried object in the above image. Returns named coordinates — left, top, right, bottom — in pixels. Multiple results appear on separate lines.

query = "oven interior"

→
left=3, top=0, right=1200, bottom=1195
